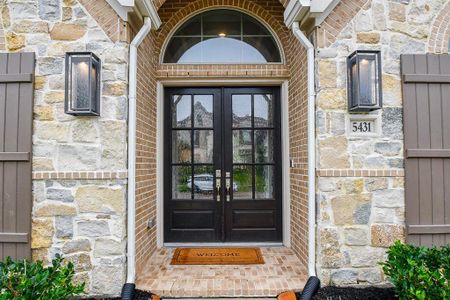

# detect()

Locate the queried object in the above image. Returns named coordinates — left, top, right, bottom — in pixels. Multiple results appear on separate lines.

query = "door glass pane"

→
left=193, top=165, right=214, bottom=199
left=172, top=131, right=191, bottom=163
left=194, top=130, right=213, bottom=163
left=254, top=130, right=273, bottom=163
left=172, top=166, right=191, bottom=199
left=255, top=165, right=274, bottom=199
left=172, top=95, right=191, bottom=127
left=232, top=95, right=252, bottom=127
left=254, top=94, right=272, bottom=127
left=194, top=95, right=213, bottom=127
left=233, top=165, right=253, bottom=199
left=233, top=130, right=252, bottom=163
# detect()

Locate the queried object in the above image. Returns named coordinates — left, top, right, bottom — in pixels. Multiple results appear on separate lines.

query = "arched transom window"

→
left=163, top=9, right=282, bottom=64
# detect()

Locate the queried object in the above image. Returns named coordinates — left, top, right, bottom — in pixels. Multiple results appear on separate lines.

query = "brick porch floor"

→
left=136, top=247, right=308, bottom=298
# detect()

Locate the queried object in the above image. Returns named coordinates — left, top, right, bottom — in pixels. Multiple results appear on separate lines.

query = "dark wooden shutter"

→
left=0, top=53, right=35, bottom=260
left=402, top=54, right=450, bottom=246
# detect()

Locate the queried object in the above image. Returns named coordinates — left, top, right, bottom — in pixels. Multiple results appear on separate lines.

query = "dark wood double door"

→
left=164, top=87, right=282, bottom=243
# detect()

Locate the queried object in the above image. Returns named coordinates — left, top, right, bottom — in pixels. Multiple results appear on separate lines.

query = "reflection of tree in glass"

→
left=254, top=94, right=272, bottom=127
left=234, top=166, right=252, bottom=193
left=255, top=131, right=266, bottom=163
left=255, top=167, right=265, bottom=193
left=173, top=95, right=192, bottom=127
left=176, top=166, right=191, bottom=193
left=178, top=139, right=190, bottom=162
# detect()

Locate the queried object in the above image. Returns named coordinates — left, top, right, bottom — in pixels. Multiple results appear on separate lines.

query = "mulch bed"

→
left=84, top=287, right=397, bottom=300
left=311, top=286, right=397, bottom=300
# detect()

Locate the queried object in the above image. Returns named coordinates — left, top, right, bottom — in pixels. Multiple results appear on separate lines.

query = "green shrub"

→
left=0, top=254, right=85, bottom=300
left=380, top=241, right=450, bottom=300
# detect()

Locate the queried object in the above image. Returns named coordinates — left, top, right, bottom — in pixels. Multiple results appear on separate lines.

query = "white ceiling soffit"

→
left=284, top=0, right=340, bottom=28
left=106, top=0, right=162, bottom=29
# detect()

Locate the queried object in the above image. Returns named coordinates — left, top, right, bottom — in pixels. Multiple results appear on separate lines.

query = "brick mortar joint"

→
left=32, top=170, right=129, bottom=180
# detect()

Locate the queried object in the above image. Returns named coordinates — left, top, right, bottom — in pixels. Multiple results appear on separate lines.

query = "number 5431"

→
left=352, top=121, right=372, bottom=133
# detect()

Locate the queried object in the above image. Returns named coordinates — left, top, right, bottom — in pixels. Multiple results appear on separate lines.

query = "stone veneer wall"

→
left=313, top=0, right=450, bottom=285
left=2, top=0, right=130, bottom=296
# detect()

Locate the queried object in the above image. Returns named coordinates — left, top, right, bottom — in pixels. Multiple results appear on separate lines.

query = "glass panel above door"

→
left=163, top=9, right=282, bottom=64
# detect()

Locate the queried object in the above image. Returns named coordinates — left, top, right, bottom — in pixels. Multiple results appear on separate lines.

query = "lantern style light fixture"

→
left=347, top=50, right=382, bottom=112
left=65, top=52, right=101, bottom=116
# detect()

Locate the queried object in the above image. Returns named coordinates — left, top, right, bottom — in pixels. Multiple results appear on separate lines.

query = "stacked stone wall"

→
left=314, top=0, right=450, bottom=285
left=2, top=0, right=129, bottom=295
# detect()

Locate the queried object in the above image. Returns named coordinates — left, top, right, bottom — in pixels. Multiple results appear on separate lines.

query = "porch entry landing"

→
left=136, top=247, right=307, bottom=298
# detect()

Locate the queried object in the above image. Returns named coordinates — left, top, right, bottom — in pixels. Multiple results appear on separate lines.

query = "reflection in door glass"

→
left=172, top=166, right=191, bottom=199
left=254, top=130, right=273, bottom=163
left=194, top=95, right=213, bottom=127
left=194, top=130, right=214, bottom=163
left=255, top=165, right=274, bottom=199
left=232, top=95, right=252, bottom=127
left=233, top=165, right=253, bottom=199
left=172, top=130, right=191, bottom=163
left=173, top=95, right=191, bottom=127
left=233, top=130, right=252, bottom=163
left=193, top=165, right=214, bottom=200
left=254, top=94, right=273, bottom=127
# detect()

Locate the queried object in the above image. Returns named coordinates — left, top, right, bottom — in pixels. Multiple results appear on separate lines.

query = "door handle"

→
left=215, top=169, right=221, bottom=202
left=225, top=172, right=231, bottom=202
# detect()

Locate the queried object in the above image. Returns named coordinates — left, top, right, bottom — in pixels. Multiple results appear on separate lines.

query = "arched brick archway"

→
left=154, top=0, right=290, bottom=64
left=153, top=0, right=288, bottom=10
left=428, top=1, right=450, bottom=53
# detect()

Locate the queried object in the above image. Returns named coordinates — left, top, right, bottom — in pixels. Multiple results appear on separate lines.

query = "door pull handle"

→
left=215, top=170, right=221, bottom=202
left=225, top=172, right=231, bottom=202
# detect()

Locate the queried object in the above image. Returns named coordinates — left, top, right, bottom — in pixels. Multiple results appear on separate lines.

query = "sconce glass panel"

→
left=65, top=52, right=101, bottom=116
left=347, top=50, right=382, bottom=112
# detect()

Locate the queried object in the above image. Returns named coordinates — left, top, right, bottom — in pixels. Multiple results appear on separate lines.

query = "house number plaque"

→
left=347, top=114, right=381, bottom=137
left=352, top=120, right=374, bottom=133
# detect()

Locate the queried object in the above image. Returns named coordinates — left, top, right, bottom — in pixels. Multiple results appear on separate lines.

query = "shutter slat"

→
left=0, top=152, right=30, bottom=161
left=0, top=233, right=29, bottom=243
left=0, top=73, right=32, bottom=83
left=406, top=149, right=450, bottom=158
left=403, top=74, right=450, bottom=83
left=408, top=225, right=450, bottom=235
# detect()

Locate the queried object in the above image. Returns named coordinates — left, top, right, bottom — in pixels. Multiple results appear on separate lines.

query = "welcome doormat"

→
left=171, top=248, right=264, bottom=265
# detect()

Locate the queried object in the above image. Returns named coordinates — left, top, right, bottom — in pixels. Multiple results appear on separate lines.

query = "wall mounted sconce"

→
left=65, top=52, right=101, bottom=116
left=347, top=50, right=382, bottom=112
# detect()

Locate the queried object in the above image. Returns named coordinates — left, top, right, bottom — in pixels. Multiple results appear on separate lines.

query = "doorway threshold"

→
left=164, top=242, right=283, bottom=247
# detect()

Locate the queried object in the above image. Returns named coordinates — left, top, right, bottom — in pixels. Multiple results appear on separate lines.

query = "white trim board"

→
left=156, top=79, right=291, bottom=248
